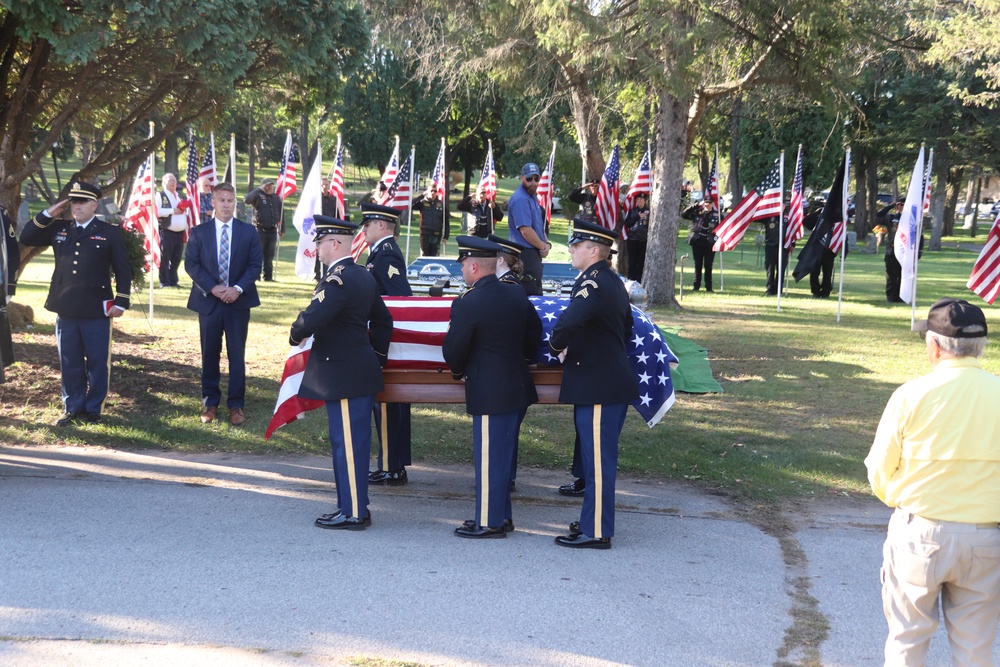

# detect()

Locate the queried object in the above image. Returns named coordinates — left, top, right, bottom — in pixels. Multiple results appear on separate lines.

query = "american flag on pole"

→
left=967, top=213, right=1000, bottom=304
left=624, top=150, right=651, bottom=213
left=330, top=136, right=346, bottom=219
left=713, top=158, right=782, bottom=252
left=828, top=151, right=851, bottom=255
left=383, top=155, right=413, bottom=210
left=430, top=138, right=447, bottom=203
left=350, top=230, right=368, bottom=262
left=478, top=141, right=497, bottom=202
left=123, top=153, right=160, bottom=270
left=276, top=130, right=298, bottom=199
left=923, top=148, right=934, bottom=214
left=537, top=141, right=557, bottom=223
left=265, top=296, right=679, bottom=438
left=595, top=145, right=621, bottom=232
left=708, top=148, right=721, bottom=214
left=785, top=146, right=804, bottom=250
left=378, top=139, right=401, bottom=201
left=622, top=149, right=652, bottom=240
left=184, top=130, right=201, bottom=233
left=198, top=132, right=218, bottom=186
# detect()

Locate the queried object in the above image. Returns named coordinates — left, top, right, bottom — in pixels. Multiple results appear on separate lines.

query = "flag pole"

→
left=910, top=144, right=931, bottom=328
left=229, top=133, right=237, bottom=189
left=440, top=137, right=447, bottom=254
left=148, top=121, right=156, bottom=323
left=836, top=148, right=851, bottom=323
left=777, top=150, right=785, bottom=313
left=405, top=143, right=415, bottom=263
left=715, top=144, right=724, bottom=292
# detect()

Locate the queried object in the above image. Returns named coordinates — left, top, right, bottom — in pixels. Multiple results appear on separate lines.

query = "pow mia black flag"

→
left=792, top=154, right=847, bottom=283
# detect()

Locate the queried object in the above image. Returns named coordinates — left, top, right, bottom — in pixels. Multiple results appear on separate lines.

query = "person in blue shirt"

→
left=506, top=163, right=551, bottom=296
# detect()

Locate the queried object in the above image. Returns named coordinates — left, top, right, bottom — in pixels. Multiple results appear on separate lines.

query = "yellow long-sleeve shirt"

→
left=866, top=356, right=1000, bottom=523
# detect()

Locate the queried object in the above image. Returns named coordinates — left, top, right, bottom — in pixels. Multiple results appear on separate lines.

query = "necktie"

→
left=219, top=223, right=230, bottom=286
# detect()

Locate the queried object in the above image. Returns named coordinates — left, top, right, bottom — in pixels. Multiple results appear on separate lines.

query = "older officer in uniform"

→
left=361, top=203, right=414, bottom=486
left=244, top=178, right=284, bottom=281
left=443, top=236, right=541, bottom=538
left=291, top=216, right=393, bottom=530
left=549, top=219, right=638, bottom=549
left=20, top=181, right=132, bottom=425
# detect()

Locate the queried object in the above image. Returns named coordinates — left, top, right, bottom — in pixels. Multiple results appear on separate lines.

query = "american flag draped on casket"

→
left=265, top=296, right=678, bottom=439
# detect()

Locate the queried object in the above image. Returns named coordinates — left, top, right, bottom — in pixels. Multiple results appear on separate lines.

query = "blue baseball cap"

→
left=521, top=163, right=540, bottom=178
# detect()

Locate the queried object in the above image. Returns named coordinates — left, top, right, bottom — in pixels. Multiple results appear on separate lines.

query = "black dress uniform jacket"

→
left=443, top=274, right=542, bottom=415
left=20, top=213, right=132, bottom=317
left=549, top=261, right=638, bottom=405
left=290, top=258, right=393, bottom=401
left=365, top=236, right=412, bottom=296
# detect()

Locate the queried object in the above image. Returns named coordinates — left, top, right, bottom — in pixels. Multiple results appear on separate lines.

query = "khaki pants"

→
left=881, top=509, right=1000, bottom=666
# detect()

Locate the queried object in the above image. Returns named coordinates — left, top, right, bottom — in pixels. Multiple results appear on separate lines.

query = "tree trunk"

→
left=728, top=96, right=741, bottom=200
left=854, top=150, right=868, bottom=238
left=928, top=156, right=948, bottom=250
left=164, top=132, right=179, bottom=176
left=697, top=146, right=710, bottom=195
left=943, top=166, right=963, bottom=236
left=971, top=172, right=983, bottom=237
left=299, top=115, right=310, bottom=169
left=565, top=70, right=605, bottom=180
left=866, top=156, right=878, bottom=235
left=247, top=105, right=256, bottom=189
left=644, top=91, right=689, bottom=308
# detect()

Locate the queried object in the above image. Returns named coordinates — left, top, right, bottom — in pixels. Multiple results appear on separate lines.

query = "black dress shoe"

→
left=461, top=518, right=514, bottom=533
left=555, top=533, right=612, bottom=549
left=55, top=412, right=82, bottom=427
left=84, top=412, right=102, bottom=425
left=315, top=510, right=371, bottom=530
left=569, top=521, right=581, bottom=536
left=369, top=468, right=408, bottom=485
left=558, top=478, right=586, bottom=497
left=455, top=522, right=507, bottom=539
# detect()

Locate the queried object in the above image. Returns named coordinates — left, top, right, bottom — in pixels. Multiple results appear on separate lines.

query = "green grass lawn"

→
left=9, top=159, right=999, bottom=503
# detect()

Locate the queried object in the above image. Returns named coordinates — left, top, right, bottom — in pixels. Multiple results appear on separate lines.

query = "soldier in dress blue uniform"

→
left=488, top=233, right=534, bottom=492
left=549, top=219, right=639, bottom=549
left=290, top=216, right=393, bottom=530
left=443, top=236, right=542, bottom=538
left=360, top=203, right=414, bottom=486
left=19, top=181, right=132, bottom=425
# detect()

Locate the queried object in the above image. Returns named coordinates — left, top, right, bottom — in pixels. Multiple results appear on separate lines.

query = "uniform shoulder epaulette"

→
left=325, top=265, right=345, bottom=286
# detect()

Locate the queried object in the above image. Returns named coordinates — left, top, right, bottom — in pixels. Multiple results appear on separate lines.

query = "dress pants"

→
left=326, top=396, right=375, bottom=518
left=198, top=305, right=250, bottom=409
left=885, top=253, right=903, bottom=301
left=473, top=412, right=519, bottom=527
left=574, top=403, right=628, bottom=539
left=373, top=402, right=412, bottom=470
left=159, top=229, right=184, bottom=286
left=258, top=229, right=278, bottom=281
left=765, top=245, right=789, bottom=294
left=420, top=232, right=441, bottom=257
left=810, top=250, right=835, bottom=297
left=880, top=509, right=1000, bottom=667
left=691, top=243, right=715, bottom=289
left=627, top=240, right=647, bottom=281
left=56, top=316, right=112, bottom=415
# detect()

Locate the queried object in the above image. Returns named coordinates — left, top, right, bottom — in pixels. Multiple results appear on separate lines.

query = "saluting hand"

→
left=45, top=200, right=70, bottom=217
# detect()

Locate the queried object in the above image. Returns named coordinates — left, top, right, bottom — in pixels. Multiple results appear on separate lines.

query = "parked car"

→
left=990, top=200, right=1000, bottom=219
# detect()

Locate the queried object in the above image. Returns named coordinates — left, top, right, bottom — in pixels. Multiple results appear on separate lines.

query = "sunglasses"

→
left=524, top=175, right=540, bottom=182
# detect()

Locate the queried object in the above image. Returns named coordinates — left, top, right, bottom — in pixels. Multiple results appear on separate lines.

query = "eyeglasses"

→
left=524, top=175, right=540, bottom=183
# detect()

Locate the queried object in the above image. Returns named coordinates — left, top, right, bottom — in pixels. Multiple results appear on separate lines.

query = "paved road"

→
left=0, top=445, right=995, bottom=666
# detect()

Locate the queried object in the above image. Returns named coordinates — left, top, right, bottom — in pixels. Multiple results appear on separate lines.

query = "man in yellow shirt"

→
left=866, top=297, right=1000, bottom=667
